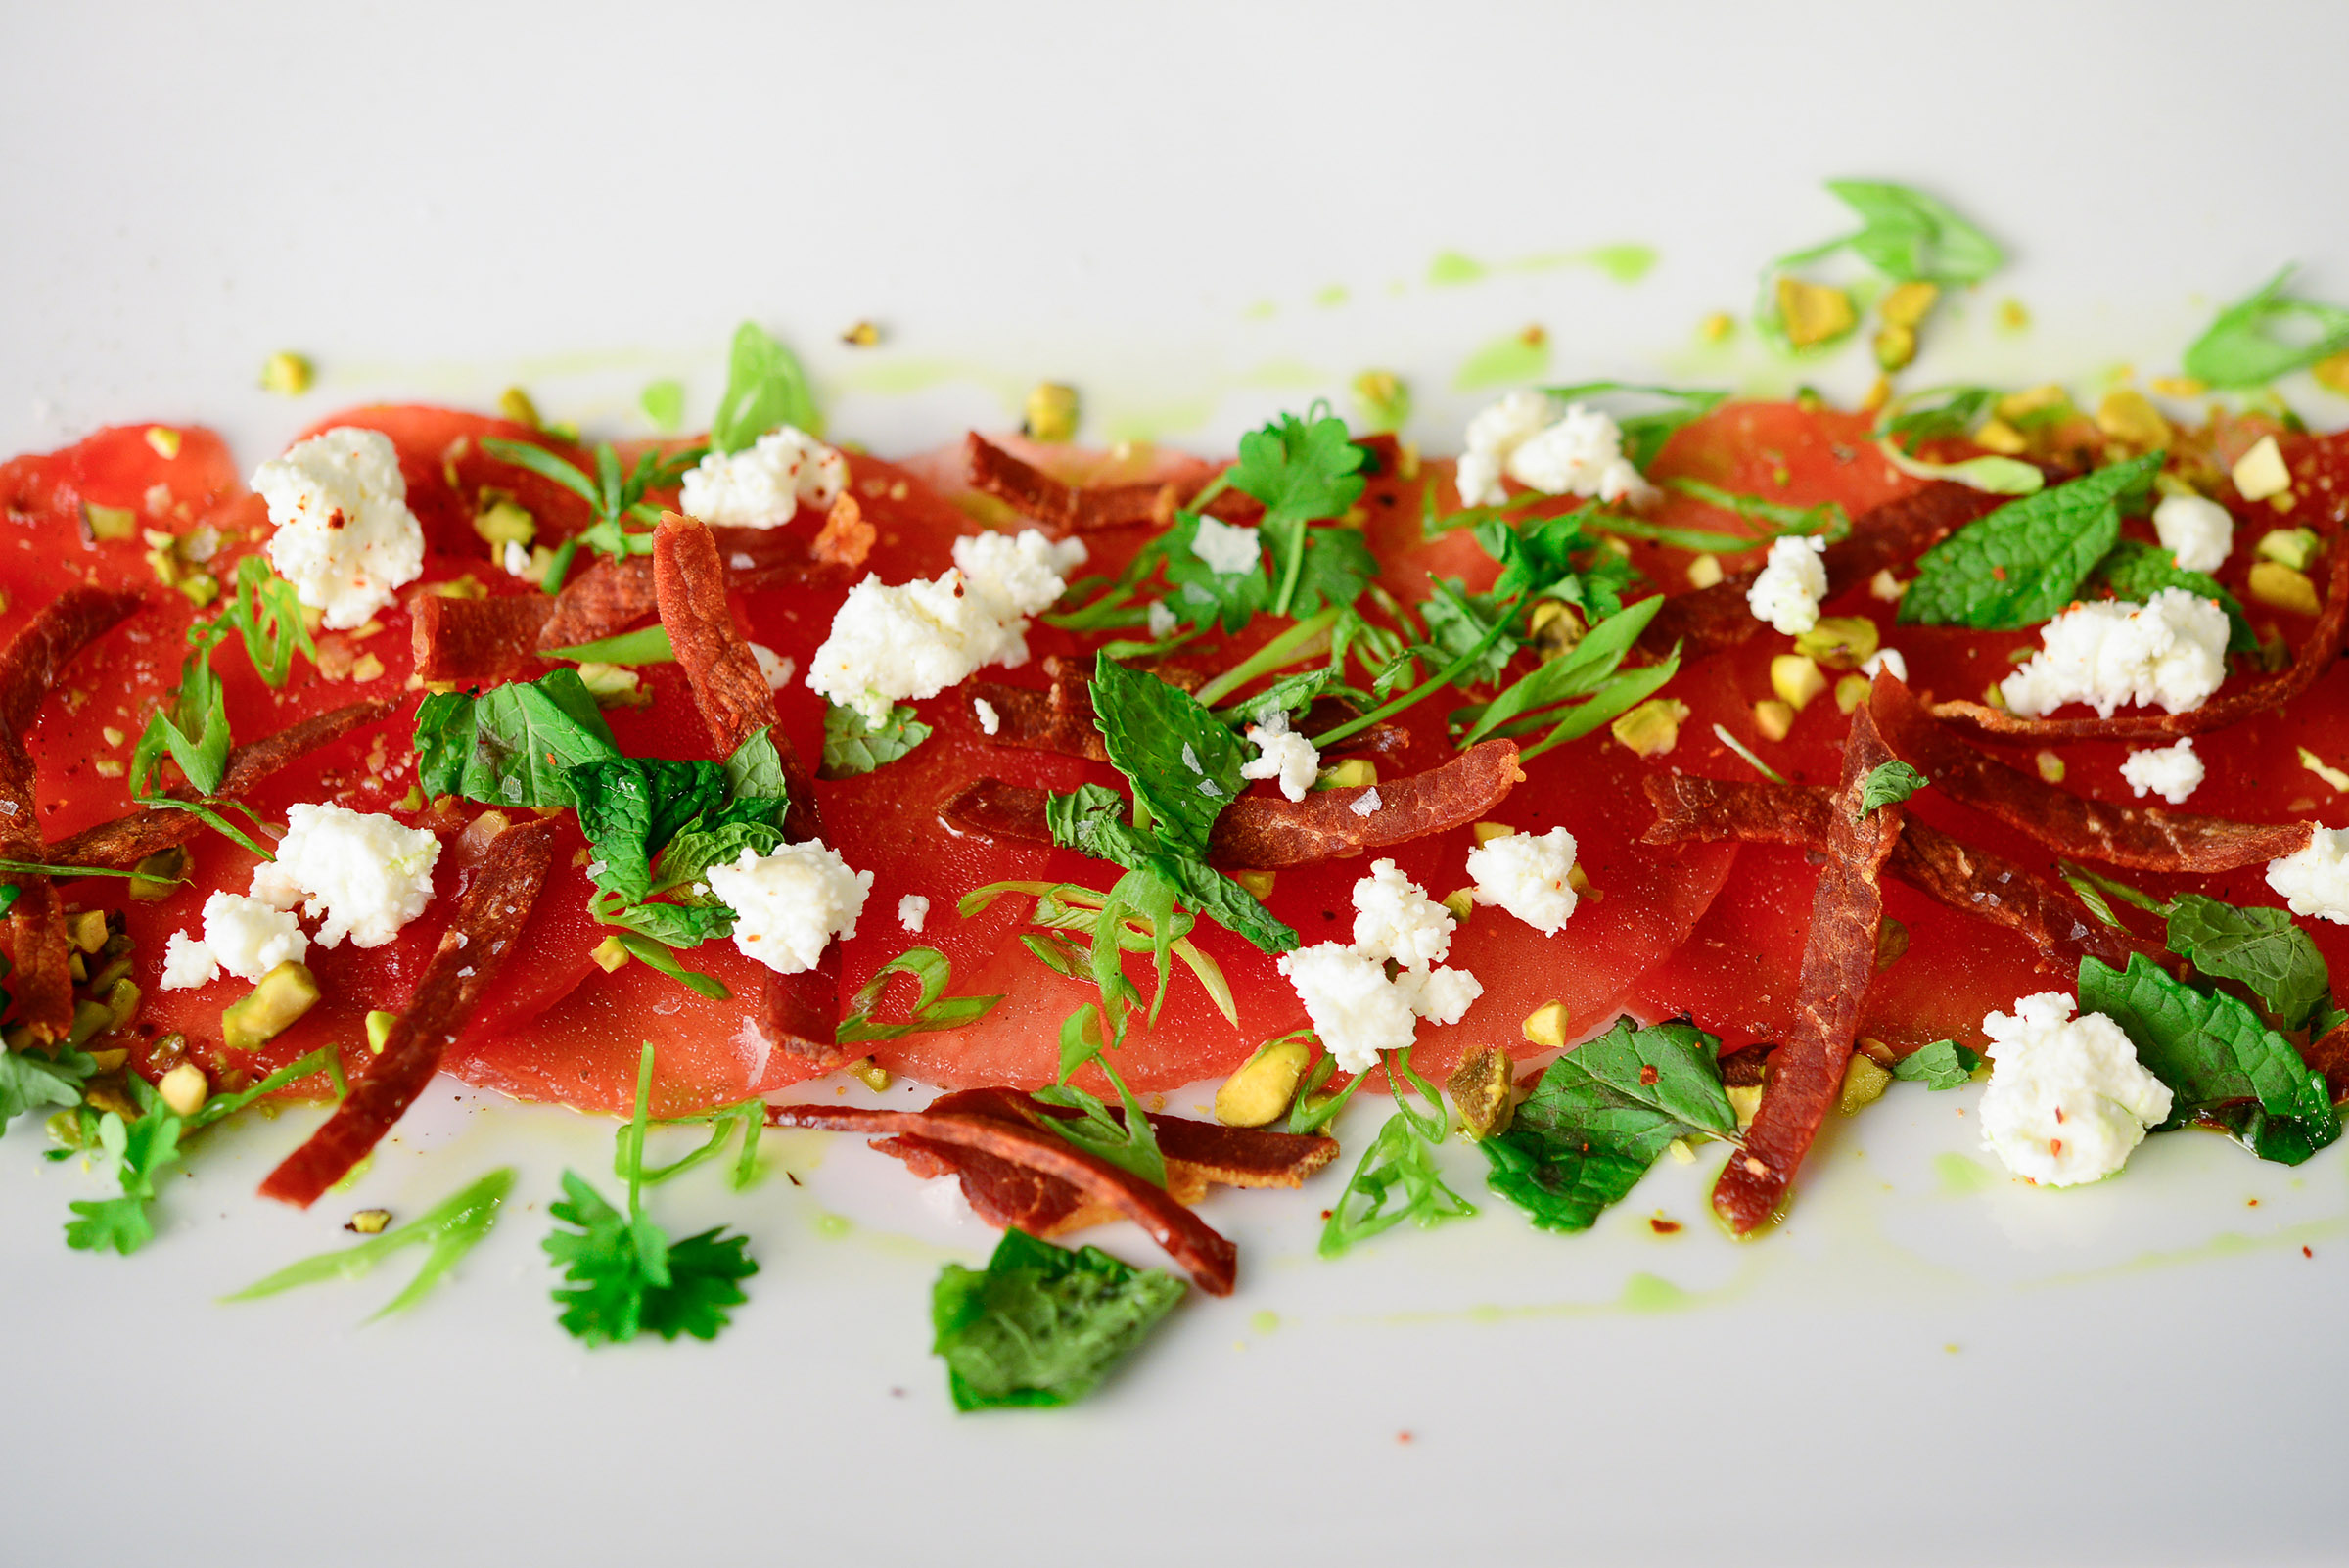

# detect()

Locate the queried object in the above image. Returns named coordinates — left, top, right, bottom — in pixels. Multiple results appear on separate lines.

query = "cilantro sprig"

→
left=480, top=436, right=708, bottom=594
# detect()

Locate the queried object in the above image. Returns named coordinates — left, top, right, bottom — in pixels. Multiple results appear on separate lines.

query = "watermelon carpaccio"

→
left=4, top=404, right=2344, bottom=1127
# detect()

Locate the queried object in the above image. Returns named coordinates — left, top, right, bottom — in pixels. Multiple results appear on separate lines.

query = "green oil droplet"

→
left=1313, top=284, right=1349, bottom=308
left=1582, top=243, right=1658, bottom=285
left=1243, top=299, right=1277, bottom=321
left=1250, top=1310, right=1280, bottom=1334
left=1427, top=251, right=1487, bottom=287
left=1454, top=330, right=1551, bottom=392
left=1934, top=1152, right=1996, bottom=1194
left=812, top=1212, right=852, bottom=1239
left=1619, top=1272, right=1691, bottom=1314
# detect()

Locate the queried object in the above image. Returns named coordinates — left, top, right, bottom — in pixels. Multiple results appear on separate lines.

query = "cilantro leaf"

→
left=633, top=1227, right=758, bottom=1341
left=1899, top=453, right=2164, bottom=631
left=1088, top=655, right=1245, bottom=859
left=2183, top=266, right=2349, bottom=389
left=712, top=320, right=821, bottom=451
left=835, top=946, right=1003, bottom=1046
left=1860, top=761, right=1928, bottom=815
left=1891, top=1039, right=1983, bottom=1089
left=819, top=700, right=932, bottom=779
left=2091, top=539, right=2258, bottom=654
left=1220, top=666, right=1364, bottom=727
left=2164, top=895, right=2331, bottom=1031
left=1418, top=580, right=1517, bottom=686
left=2079, top=954, right=2338, bottom=1163
left=0, top=1045, right=97, bottom=1137
left=415, top=668, right=622, bottom=808
left=1481, top=1016, right=1732, bottom=1232
left=1267, top=521, right=1379, bottom=621
left=1228, top=409, right=1367, bottom=616
left=65, top=1094, right=184, bottom=1256
left=931, top=1227, right=1186, bottom=1411
left=1153, top=510, right=1270, bottom=634
left=226, top=1168, right=515, bottom=1319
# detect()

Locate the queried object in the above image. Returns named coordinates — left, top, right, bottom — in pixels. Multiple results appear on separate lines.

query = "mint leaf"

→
left=1822, top=180, right=2004, bottom=285
left=931, top=1227, right=1186, bottom=1411
left=570, top=757, right=729, bottom=902
left=1481, top=1016, right=1732, bottom=1232
left=1899, top=453, right=2163, bottom=631
left=1088, top=655, right=1245, bottom=859
left=712, top=320, right=821, bottom=450
left=2183, top=266, right=2349, bottom=389
left=2165, top=895, right=2331, bottom=1031
left=416, top=668, right=622, bottom=808
left=1892, top=1039, right=1983, bottom=1089
left=0, top=1045, right=96, bottom=1137
left=2091, top=540, right=2257, bottom=653
left=1044, top=784, right=1296, bottom=956
left=1860, top=761, right=1928, bottom=815
left=2079, top=954, right=2337, bottom=1162
left=650, top=821, right=785, bottom=899
left=819, top=700, right=931, bottom=779
left=723, top=727, right=789, bottom=803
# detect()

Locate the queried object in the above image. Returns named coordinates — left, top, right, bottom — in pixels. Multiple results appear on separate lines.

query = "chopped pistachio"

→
left=590, top=935, right=631, bottom=973
left=1861, top=375, right=1893, bottom=414
left=849, top=1057, right=893, bottom=1093
left=1833, top=673, right=1871, bottom=714
left=1439, top=888, right=1475, bottom=923
left=92, top=759, right=123, bottom=779
left=1610, top=698, right=1688, bottom=759
left=67, top=910, right=109, bottom=953
left=176, top=573, right=220, bottom=608
left=1445, top=1045, right=1516, bottom=1141
left=350, top=652, right=386, bottom=684
left=68, top=952, right=86, bottom=984
left=260, top=351, right=314, bottom=394
left=1668, top=1138, right=1697, bottom=1165
left=1793, top=616, right=1879, bottom=670
left=366, top=1009, right=398, bottom=1053
left=1520, top=1000, right=1569, bottom=1050
left=1685, top=553, right=1725, bottom=589
left=1874, top=917, right=1909, bottom=971
left=1770, top=654, right=1827, bottom=713
left=1350, top=369, right=1411, bottom=434
left=2314, top=352, right=2349, bottom=398
left=1776, top=278, right=1856, bottom=348
left=157, top=1062, right=208, bottom=1119
left=2298, top=747, right=2349, bottom=793
left=1230, top=869, right=1276, bottom=901
left=221, top=961, right=321, bottom=1053
left=1997, top=298, right=2031, bottom=332
left=346, top=1209, right=393, bottom=1235
left=840, top=320, right=882, bottom=347
left=1314, top=758, right=1378, bottom=791
left=86, top=1047, right=128, bottom=1074
left=413, top=574, right=486, bottom=601
left=472, top=492, right=536, bottom=548
left=1972, top=418, right=2028, bottom=455
left=1471, top=820, right=1517, bottom=846
left=1879, top=281, right=1940, bottom=331
left=2150, top=375, right=2208, bottom=399
left=1836, top=1053, right=1893, bottom=1116
left=497, top=386, right=542, bottom=429
left=1698, top=311, right=1735, bottom=343
left=2257, top=527, right=2321, bottom=571
left=1869, top=568, right=1907, bottom=602
left=1528, top=600, right=1585, bottom=658
left=1568, top=863, right=1601, bottom=904
left=1752, top=699, right=1795, bottom=743
left=83, top=502, right=137, bottom=541
left=2096, top=389, right=2172, bottom=449
left=1214, top=1036, right=1312, bottom=1129
left=64, top=998, right=115, bottom=1049
left=130, top=846, right=190, bottom=901
left=144, top=427, right=182, bottom=460
left=1982, top=682, right=2008, bottom=710
left=2034, top=749, right=2066, bottom=784
left=1024, top=382, right=1080, bottom=443
left=2249, top=561, right=2322, bottom=616
left=2233, top=436, right=2292, bottom=501
left=1871, top=324, right=1917, bottom=372
left=1727, top=1082, right=1764, bottom=1131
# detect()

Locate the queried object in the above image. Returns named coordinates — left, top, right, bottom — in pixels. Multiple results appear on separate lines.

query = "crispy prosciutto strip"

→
left=258, top=813, right=559, bottom=1208
left=1714, top=693, right=1904, bottom=1233
left=411, top=594, right=552, bottom=684
left=966, top=434, right=1243, bottom=533
left=1926, top=526, right=2349, bottom=742
left=765, top=1097, right=1242, bottom=1294
left=939, top=738, right=1523, bottom=869
left=1637, top=482, right=2000, bottom=662
left=2308, top=1017, right=2349, bottom=1105
left=1640, top=773, right=2166, bottom=974
left=870, top=1086, right=1338, bottom=1234
left=45, top=698, right=398, bottom=869
left=0, top=587, right=143, bottom=1038
left=1872, top=675, right=2311, bottom=873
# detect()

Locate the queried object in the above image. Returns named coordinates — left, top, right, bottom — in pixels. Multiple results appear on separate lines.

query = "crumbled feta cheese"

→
left=160, top=930, right=221, bottom=992
left=501, top=539, right=530, bottom=576
left=1746, top=535, right=1829, bottom=635
left=160, top=892, right=309, bottom=991
left=748, top=642, right=795, bottom=691
left=1999, top=589, right=2230, bottom=718
left=1465, top=825, right=1579, bottom=935
left=1350, top=858, right=1455, bottom=969
left=2267, top=827, right=2349, bottom=925
left=1275, top=944, right=1419, bottom=1074
left=805, top=529, right=1085, bottom=726
left=678, top=426, right=846, bottom=528
left=2152, top=492, right=2234, bottom=574
left=1190, top=513, right=1263, bottom=576
left=973, top=696, right=1001, bottom=735
left=1393, top=963, right=1484, bottom=1026
left=1860, top=647, right=1908, bottom=684
left=260, top=803, right=441, bottom=948
left=1456, top=392, right=1654, bottom=509
left=2233, top=435, right=2291, bottom=502
left=706, top=840, right=873, bottom=974
left=254, top=427, right=427, bottom=629
left=1240, top=709, right=1319, bottom=802
left=2119, top=737, right=2204, bottom=805
left=1145, top=600, right=1178, bottom=639
left=1349, top=787, right=1382, bottom=818
left=898, top=894, right=930, bottom=934
left=1978, top=992, right=2173, bottom=1186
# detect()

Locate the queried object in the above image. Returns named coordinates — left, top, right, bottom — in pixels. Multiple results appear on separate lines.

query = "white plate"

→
left=6, top=5, right=2349, bottom=1565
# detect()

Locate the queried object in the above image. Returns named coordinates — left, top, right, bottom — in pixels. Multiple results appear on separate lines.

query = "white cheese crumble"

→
left=2152, top=492, right=2234, bottom=574
left=706, top=840, right=873, bottom=974
left=161, top=892, right=311, bottom=992
left=1998, top=588, right=2231, bottom=718
left=502, top=539, right=530, bottom=576
left=1746, top=535, right=1829, bottom=635
left=1349, top=787, right=1382, bottom=818
left=973, top=696, right=1001, bottom=736
left=2119, top=738, right=2204, bottom=805
left=898, top=894, right=930, bottom=934
left=1393, top=964, right=1483, bottom=1027
left=805, top=529, right=1085, bottom=726
left=678, top=426, right=846, bottom=528
left=1978, top=992, right=2173, bottom=1186
left=2266, top=827, right=2349, bottom=925
left=1465, top=825, right=1579, bottom=935
left=1240, top=709, right=1319, bottom=802
left=1276, top=945, right=1419, bottom=1073
left=1860, top=647, right=1908, bottom=684
left=1351, top=857, right=1456, bottom=969
left=1145, top=600, right=1178, bottom=639
left=1455, top=391, right=1655, bottom=509
left=748, top=642, right=795, bottom=691
left=1190, top=513, right=1263, bottom=576
left=1275, top=862, right=1483, bottom=1073
left=249, top=803, right=441, bottom=949
left=160, top=931, right=220, bottom=992
left=254, top=427, right=427, bottom=629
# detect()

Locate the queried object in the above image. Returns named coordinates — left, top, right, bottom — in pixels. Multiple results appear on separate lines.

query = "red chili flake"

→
left=2248, top=1197, right=2260, bottom=1207
left=2050, top=1138, right=2064, bottom=1156
left=2305, top=1246, right=2315, bottom=1258
left=1638, top=1064, right=1660, bottom=1085
left=2054, top=1106, right=2066, bottom=1124
left=1648, top=1217, right=1682, bottom=1235
left=1991, top=565, right=2006, bottom=580
left=1397, top=1431, right=1415, bottom=1445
